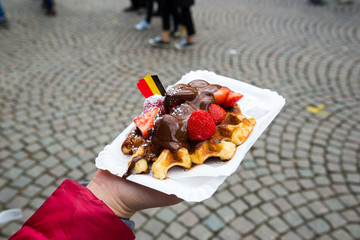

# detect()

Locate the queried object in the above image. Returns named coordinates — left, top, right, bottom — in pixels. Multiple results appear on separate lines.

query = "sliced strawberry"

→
left=187, top=110, right=216, bottom=141
left=213, top=87, right=230, bottom=105
left=134, top=107, right=159, bottom=138
left=208, top=104, right=226, bottom=124
left=222, top=92, right=244, bottom=108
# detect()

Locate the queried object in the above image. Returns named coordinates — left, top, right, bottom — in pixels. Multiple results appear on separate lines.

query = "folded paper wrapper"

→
left=95, top=70, right=286, bottom=202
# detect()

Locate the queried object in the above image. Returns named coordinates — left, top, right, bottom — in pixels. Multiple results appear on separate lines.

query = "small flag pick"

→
left=137, top=74, right=166, bottom=98
left=151, top=75, right=166, bottom=96
left=137, top=78, right=153, bottom=98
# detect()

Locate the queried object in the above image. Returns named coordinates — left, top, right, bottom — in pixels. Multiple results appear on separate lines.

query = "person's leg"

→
left=149, top=0, right=171, bottom=47
left=43, top=0, right=56, bottom=15
left=43, top=0, right=54, bottom=9
left=145, top=0, right=154, bottom=23
left=0, top=0, right=7, bottom=22
left=179, top=6, right=195, bottom=42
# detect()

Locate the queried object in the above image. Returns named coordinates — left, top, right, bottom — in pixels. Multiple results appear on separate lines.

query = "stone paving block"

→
left=339, top=194, right=358, bottom=207
left=341, top=209, right=360, bottom=222
left=325, top=212, right=347, bottom=228
left=143, top=218, right=165, bottom=237
left=331, top=229, right=353, bottom=240
left=215, top=190, right=235, bottom=204
left=346, top=224, right=360, bottom=238
left=165, top=222, right=187, bottom=239
left=274, top=198, right=292, bottom=212
left=230, top=199, right=248, bottom=215
left=296, top=225, right=315, bottom=240
left=268, top=217, right=289, bottom=233
left=309, top=200, right=329, bottom=216
left=243, top=194, right=261, bottom=207
left=0, top=188, right=17, bottom=203
left=10, top=176, right=32, bottom=189
left=134, top=230, right=152, bottom=239
left=189, top=224, right=212, bottom=240
left=202, top=213, right=225, bottom=232
left=3, top=168, right=23, bottom=180
left=254, top=224, right=278, bottom=240
left=49, top=164, right=68, bottom=177
left=230, top=184, right=247, bottom=197
left=245, top=208, right=268, bottom=225
left=178, top=211, right=200, bottom=227
left=218, top=227, right=242, bottom=240
left=308, top=218, right=330, bottom=235
left=230, top=217, right=255, bottom=235
left=280, top=231, right=303, bottom=240
left=282, top=210, right=304, bottom=228
left=216, top=206, right=236, bottom=223
left=258, top=188, right=276, bottom=201
left=156, top=208, right=177, bottom=223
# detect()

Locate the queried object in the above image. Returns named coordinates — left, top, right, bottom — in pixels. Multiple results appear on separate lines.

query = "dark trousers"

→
left=160, top=0, right=195, bottom=36
left=43, top=0, right=54, bottom=9
left=178, top=6, right=195, bottom=36
left=145, top=0, right=154, bottom=23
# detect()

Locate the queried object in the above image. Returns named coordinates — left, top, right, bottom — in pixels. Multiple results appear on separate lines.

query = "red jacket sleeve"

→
left=10, top=179, right=135, bottom=240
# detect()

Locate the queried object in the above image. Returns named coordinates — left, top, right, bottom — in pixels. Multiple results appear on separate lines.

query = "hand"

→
left=87, top=169, right=183, bottom=219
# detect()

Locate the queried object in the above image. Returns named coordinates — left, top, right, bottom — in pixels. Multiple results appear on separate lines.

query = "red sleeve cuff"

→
left=10, top=179, right=135, bottom=240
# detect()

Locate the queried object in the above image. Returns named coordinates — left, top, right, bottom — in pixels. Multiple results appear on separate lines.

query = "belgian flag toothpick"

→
left=137, top=74, right=166, bottom=98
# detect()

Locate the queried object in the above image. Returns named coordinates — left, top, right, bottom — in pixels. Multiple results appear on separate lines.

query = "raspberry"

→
left=208, top=104, right=226, bottom=124
left=143, top=95, right=166, bottom=115
left=187, top=110, right=216, bottom=141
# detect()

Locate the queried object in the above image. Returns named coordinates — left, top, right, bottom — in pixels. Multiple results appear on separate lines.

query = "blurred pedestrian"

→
left=0, top=0, right=8, bottom=28
left=135, top=0, right=159, bottom=31
left=42, top=0, right=56, bottom=16
left=149, top=0, right=195, bottom=50
left=174, top=0, right=195, bottom=50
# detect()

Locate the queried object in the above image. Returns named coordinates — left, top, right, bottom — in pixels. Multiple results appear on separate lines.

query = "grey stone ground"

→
left=0, top=0, right=359, bottom=239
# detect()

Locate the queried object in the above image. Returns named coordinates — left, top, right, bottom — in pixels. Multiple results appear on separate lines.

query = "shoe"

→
left=0, top=19, right=9, bottom=29
left=46, top=8, right=57, bottom=16
left=135, top=20, right=151, bottom=31
left=149, top=36, right=170, bottom=48
left=174, top=39, right=193, bottom=50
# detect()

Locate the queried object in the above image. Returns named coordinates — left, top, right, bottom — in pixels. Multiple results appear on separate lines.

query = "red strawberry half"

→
left=134, top=107, right=159, bottom=138
left=222, top=92, right=244, bottom=108
left=187, top=110, right=216, bottom=141
left=208, top=104, right=226, bottom=124
left=213, top=87, right=230, bottom=105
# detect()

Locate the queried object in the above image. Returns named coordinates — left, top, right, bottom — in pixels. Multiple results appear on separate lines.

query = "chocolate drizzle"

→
left=122, top=79, right=221, bottom=178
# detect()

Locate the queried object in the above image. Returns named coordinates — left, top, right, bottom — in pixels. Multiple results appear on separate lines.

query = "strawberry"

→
left=187, top=110, right=216, bottom=141
left=213, top=87, right=230, bottom=105
left=221, top=92, right=243, bottom=108
left=143, top=95, right=166, bottom=115
left=134, top=107, right=159, bottom=138
left=208, top=104, right=226, bottom=124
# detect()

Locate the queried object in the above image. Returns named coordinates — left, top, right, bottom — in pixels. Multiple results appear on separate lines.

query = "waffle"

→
left=121, top=103, right=256, bottom=179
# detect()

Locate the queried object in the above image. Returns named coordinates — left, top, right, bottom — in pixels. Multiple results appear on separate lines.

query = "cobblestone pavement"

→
left=1, top=0, right=360, bottom=239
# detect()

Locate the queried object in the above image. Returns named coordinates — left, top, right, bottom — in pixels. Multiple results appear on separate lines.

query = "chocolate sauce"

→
left=122, top=79, right=221, bottom=178
left=152, top=80, right=221, bottom=153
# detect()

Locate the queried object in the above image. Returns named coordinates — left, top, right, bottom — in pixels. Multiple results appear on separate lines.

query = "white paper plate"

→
left=95, top=70, right=285, bottom=202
